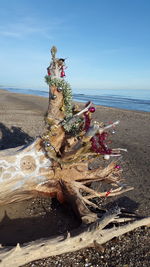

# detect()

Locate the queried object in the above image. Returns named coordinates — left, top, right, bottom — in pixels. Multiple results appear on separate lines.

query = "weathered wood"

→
left=0, top=46, right=132, bottom=216
left=0, top=136, right=133, bottom=221
left=0, top=138, right=52, bottom=205
left=0, top=46, right=149, bottom=266
left=0, top=210, right=149, bottom=267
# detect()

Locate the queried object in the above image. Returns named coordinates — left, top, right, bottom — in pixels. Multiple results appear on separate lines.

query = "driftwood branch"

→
left=0, top=210, right=149, bottom=267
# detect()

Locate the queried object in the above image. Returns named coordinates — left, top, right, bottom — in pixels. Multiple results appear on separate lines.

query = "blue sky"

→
left=0, top=0, right=150, bottom=91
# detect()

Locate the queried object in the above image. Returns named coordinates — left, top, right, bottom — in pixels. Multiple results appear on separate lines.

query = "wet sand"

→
left=0, top=89, right=150, bottom=266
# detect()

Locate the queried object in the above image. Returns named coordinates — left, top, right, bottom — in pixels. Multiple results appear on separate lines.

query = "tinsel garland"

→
left=45, top=75, right=72, bottom=118
left=62, top=117, right=83, bottom=135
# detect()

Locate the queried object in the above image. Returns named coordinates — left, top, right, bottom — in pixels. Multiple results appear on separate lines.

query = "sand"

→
left=0, top=89, right=150, bottom=266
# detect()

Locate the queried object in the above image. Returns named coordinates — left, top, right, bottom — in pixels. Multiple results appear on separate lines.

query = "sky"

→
left=0, top=0, right=150, bottom=91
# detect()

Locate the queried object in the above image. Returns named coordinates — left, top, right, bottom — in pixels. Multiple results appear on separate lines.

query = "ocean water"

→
left=73, top=88, right=150, bottom=112
left=1, top=87, right=150, bottom=112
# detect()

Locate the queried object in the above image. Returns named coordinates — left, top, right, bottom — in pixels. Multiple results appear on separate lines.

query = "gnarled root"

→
left=59, top=174, right=133, bottom=224
left=60, top=180, right=98, bottom=224
left=60, top=161, right=133, bottom=221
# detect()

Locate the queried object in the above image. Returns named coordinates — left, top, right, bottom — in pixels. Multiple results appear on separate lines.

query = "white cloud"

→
left=0, top=17, right=65, bottom=39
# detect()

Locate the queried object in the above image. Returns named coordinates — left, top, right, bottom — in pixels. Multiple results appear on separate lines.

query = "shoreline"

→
left=0, top=88, right=150, bottom=113
left=0, top=89, right=150, bottom=266
left=0, top=87, right=150, bottom=115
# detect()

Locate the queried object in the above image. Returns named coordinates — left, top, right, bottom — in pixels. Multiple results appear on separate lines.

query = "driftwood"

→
left=0, top=46, right=149, bottom=266
left=0, top=46, right=133, bottom=222
left=0, top=209, right=150, bottom=267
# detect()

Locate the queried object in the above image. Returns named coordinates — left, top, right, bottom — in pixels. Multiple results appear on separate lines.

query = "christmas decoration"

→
left=60, top=67, right=65, bottom=77
left=0, top=46, right=149, bottom=266
left=89, top=106, right=96, bottom=113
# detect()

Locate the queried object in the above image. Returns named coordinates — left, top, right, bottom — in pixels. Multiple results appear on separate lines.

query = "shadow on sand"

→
left=0, top=196, right=140, bottom=246
left=0, top=199, right=81, bottom=246
left=0, top=123, right=34, bottom=150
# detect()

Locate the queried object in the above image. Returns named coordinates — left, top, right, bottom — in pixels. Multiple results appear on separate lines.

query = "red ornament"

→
left=84, top=111, right=91, bottom=131
left=47, top=69, right=51, bottom=76
left=115, top=165, right=121, bottom=169
left=89, top=106, right=95, bottom=113
left=91, top=132, right=112, bottom=155
left=105, top=190, right=111, bottom=197
left=61, top=68, right=65, bottom=77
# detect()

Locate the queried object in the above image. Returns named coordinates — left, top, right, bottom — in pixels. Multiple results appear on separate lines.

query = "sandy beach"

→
left=0, top=89, right=150, bottom=266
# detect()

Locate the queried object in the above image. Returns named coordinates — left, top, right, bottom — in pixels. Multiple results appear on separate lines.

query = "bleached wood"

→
left=0, top=138, right=52, bottom=205
left=0, top=135, right=132, bottom=222
left=0, top=46, right=149, bottom=267
left=0, top=211, right=149, bottom=267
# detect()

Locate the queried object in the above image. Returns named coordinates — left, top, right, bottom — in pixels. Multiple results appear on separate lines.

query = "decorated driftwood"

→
left=0, top=46, right=149, bottom=266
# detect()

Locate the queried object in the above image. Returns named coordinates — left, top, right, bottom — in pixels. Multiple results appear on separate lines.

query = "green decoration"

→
left=63, top=117, right=84, bottom=134
left=45, top=75, right=73, bottom=118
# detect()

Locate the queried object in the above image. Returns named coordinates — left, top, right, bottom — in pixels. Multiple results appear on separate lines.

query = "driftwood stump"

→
left=0, top=46, right=149, bottom=266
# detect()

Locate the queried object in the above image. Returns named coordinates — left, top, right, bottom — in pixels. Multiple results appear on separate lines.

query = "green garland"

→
left=62, top=116, right=83, bottom=135
left=45, top=75, right=72, bottom=118
left=45, top=76, right=83, bottom=134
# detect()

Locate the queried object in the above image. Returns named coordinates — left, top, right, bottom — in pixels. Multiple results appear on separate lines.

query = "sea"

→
left=1, top=87, right=150, bottom=112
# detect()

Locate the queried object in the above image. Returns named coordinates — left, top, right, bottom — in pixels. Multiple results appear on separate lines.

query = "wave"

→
left=73, top=93, right=150, bottom=112
left=1, top=87, right=150, bottom=112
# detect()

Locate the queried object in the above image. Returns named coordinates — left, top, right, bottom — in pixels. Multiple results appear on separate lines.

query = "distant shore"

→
left=1, top=87, right=150, bottom=112
left=0, top=89, right=150, bottom=266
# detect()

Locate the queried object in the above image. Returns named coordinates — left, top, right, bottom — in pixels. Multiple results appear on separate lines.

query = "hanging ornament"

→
left=51, top=95, right=57, bottom=100
left=91, top=132, right=112, bottom=155
left=57, top=87, right=63, bottom=92
left=83, top=111, right=91, bottom=131
left=105, top=189, right=112, bottom=197
left=61, top=67, right=65, bottom=78
left=47, top=68, right=51, bottom=76
left=88, top=106, right=96, bottom=113
left=44, top=141, right=50, bottom=147
left=115, top=165, right=121, bottom=169
left=104, top=154, right=110, bottom=160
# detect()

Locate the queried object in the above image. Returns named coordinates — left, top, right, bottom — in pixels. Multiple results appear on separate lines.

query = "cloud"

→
left=0, top=17, right=65, bottom=39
